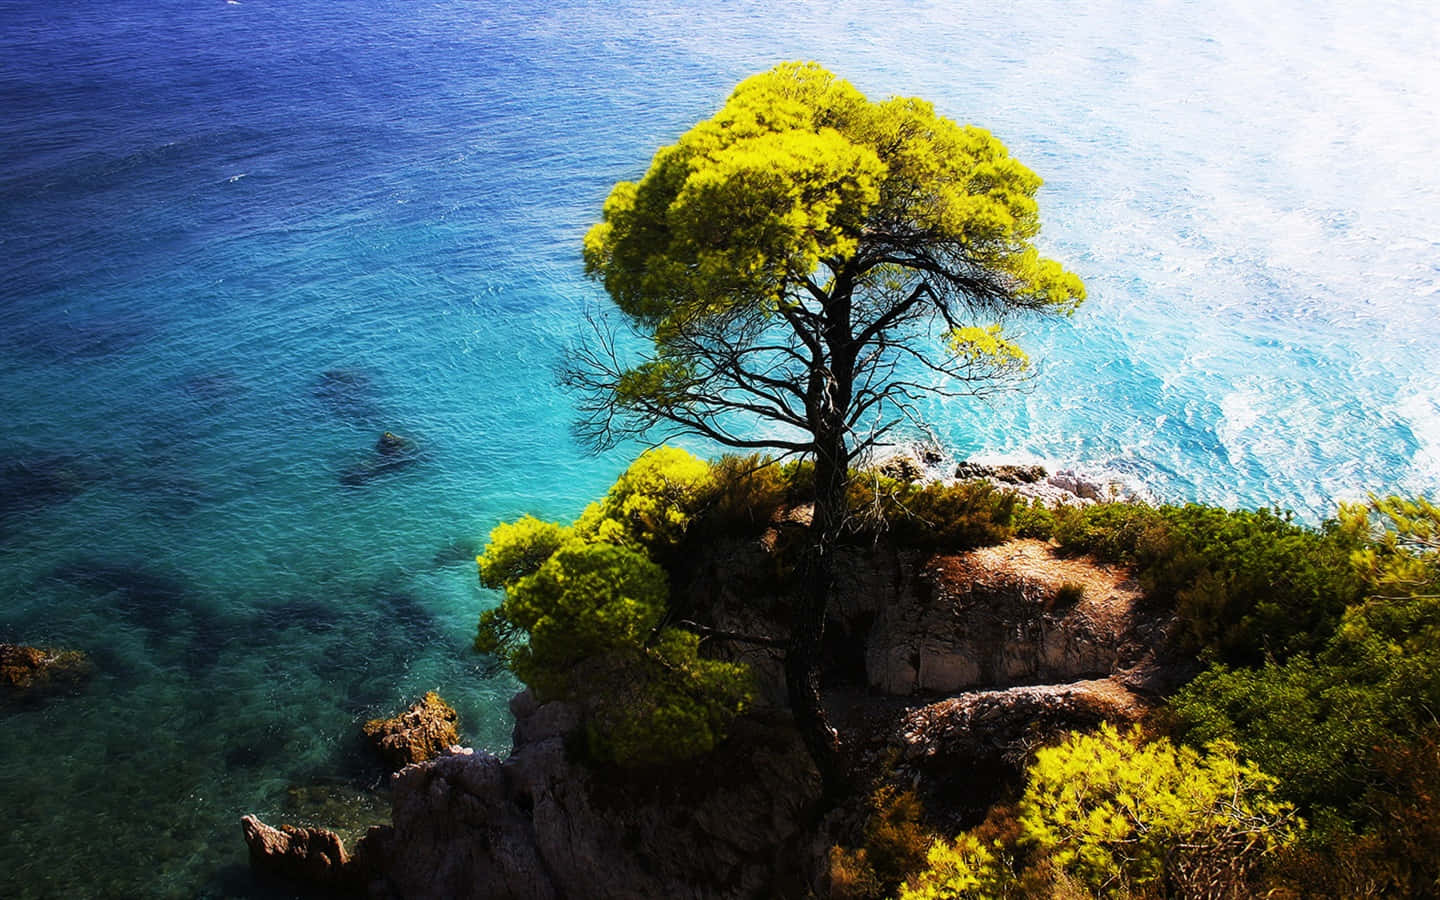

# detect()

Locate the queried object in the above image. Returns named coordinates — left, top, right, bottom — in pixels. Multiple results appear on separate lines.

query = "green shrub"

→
left=886, top=480, right=1018, bottom=550
left=581, top=628, right=753, bottom=767
left=1172, top=588, right=1440, bottom=827
left=899, top=724, right=1297, bottom=899
left=1017, top=724, right=1298, bottom=897
left=1012, top=500, right=1056, bottom=540
left=897, top=832, right=1022, bottom=900
left=828, top=786, right=939, bottom=899
left=700, top=453, right=791, bottom=532
left=1052, top=502, right=1363, bottom=664
left=474, top=446, right=754, bottom=766
left=476, top=540, right=668, bottom=695
left=476, top=515, right=571, bottom=590
left=1051, top=501, right=1168, bottom=564
left=574, top=445, right=717, bottom=550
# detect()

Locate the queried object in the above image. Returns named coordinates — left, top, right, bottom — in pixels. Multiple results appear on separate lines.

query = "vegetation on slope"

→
left=475, top=450, right=1440, bottom=896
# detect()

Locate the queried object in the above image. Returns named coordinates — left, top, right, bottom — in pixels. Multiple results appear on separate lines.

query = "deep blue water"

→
left=1, top=1, right=1437, bottom=896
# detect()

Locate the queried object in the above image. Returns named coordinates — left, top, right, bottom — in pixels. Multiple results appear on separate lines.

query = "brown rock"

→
left=954, top=461, right=1048, bottom=484
left=241, top=814, right=355, bottom=892
left=363, top=691, right=460, bottom=770
left=892, top=678, right=1149, bottom=824
left=866, top=539, right=1151, bottom=695
left=876, top=454, right=925, bottom=483
left=0, top=643, right=92, bottom=700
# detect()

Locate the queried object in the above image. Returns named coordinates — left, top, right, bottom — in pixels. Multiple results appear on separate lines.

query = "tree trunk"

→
left=786, top=416, right=851, bottom=801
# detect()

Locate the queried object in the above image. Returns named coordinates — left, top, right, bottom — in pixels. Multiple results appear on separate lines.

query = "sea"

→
left=1, top=1, right=1437, bottom=896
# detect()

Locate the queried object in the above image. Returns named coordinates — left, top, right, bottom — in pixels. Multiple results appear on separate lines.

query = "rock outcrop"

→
left=0, top=643, right=93, bottom=701
left=891, top=678, right=1149, bottom=825
left=866, top=540, right=1153, bottom=695
left=242, top=815, right=360, bottom=892
left=362, top=691, right=460, bottom=770
left=681, top=535, right=1167, bottom=704
left=372, top=691, right=821, bottom=899
left=241, top=478, right=1182, bottom=898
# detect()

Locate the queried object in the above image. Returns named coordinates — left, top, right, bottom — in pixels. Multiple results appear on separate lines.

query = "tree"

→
left=571, top=61, right=1085, bottom=792
left=475, top=448, right=753, bottom=766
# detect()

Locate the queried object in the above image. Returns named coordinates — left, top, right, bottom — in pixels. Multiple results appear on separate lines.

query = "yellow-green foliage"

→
left=574, top=445, right=716, bottom=550
left=897, top=832, right=1020, bottom=900
left=701, top=453, right=794, bottom=531
left=948, top=324, right=1031, bottom=375
left=1339, top=494, right=1440, bottom=598
left=474, top=446, right=752, bottom=766
left=476, top=515, right=571, bottom=590
left=585, top=62, right=1083, bottom=326
left=900, top=726, right=1297, bottom=899
left=582, top=62, right=1083, bottom=431
left=1017, top=723, right=1298, bottom=896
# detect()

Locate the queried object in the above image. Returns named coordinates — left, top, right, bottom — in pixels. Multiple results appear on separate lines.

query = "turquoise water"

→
left=1, top=1, right=1437, bottom=896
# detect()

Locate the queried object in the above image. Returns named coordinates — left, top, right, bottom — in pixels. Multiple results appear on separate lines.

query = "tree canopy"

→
left=570, top=61, right=1084, bottom=793
left=575, top=60, right=1083, bottom=457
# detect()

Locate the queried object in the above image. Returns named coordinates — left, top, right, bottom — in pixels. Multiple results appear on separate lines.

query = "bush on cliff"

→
left=1168, top=494, right=1440, bottom=896
left=1045, top=501, right=1364, bottom=664
left=898, top=724, right=1299, bottom=899
left=476, top=446, right=752, bottom=766
left=883, top=479, right=1020, bottom=551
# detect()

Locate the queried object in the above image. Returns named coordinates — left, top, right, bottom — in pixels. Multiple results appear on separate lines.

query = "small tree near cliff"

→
left=476, top=448, right=753, bottom=766
left=570, top=62, right=1085, bottom=792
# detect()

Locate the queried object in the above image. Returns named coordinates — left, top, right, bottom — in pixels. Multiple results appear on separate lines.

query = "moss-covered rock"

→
left=0, top=643, right=93, bottom=701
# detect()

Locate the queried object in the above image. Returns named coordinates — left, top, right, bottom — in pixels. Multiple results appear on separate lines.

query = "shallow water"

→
left=1, top=1, right=1437, bottom=895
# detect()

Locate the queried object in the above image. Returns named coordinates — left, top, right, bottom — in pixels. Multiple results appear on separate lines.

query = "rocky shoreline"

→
left=876, top=446, right=1153, bottom=507
left=241, top=458, right=1178, bottom=897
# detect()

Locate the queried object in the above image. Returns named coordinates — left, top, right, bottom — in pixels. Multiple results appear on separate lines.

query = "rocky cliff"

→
left=349, top=693, right=821, bottom=899
left=246, top=503, right=1177, bottom=898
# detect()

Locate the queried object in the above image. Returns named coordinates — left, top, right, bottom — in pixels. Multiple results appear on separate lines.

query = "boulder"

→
left=876, top=454, right=925, bottom=483
left=0, top=643, right=93, bottom=700
left=363, top=691, right=461, bottom=770
left=375, top=431, right=412, bottom=456
left=241, top=815, right=354, bottom=892
left=954, top=461, right=1048, bottom=484
left=893, top=679, right=1148, bottom=824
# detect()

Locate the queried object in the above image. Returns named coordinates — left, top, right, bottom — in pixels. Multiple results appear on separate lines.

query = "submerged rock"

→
left=362, top=692, right=460, bottom=770
left=0, top=453, right=100, bottom=523
left=374, top=431, right=410, bottom=456
left=313, top=369, right=383, bottom=424
left=431, top=537, right=481, bottom=568
left=0, top=643, right=93, bottom=700
left=340, top=431, right=420, bottom=486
